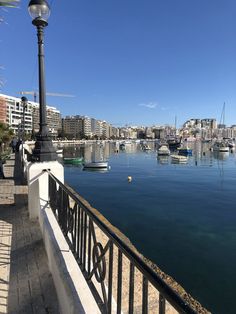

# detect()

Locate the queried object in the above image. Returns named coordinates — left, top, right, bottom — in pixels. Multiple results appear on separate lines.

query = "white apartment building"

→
left=0, top=93, right=61, bottom=136
left=82, top=116, right=92, bottom=137
left=0, top=94, right=33, bottom=135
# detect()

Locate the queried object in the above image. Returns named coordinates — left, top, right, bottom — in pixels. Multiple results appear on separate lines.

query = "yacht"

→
left=157, top=144, right=170, bottom=156
left=83, top=161, right=109, bottom=169
left=177, top=146, right=192, bottom=156
left=212, top=141, right=229, bottom=153
left=171, top=155, right=188, bottom=163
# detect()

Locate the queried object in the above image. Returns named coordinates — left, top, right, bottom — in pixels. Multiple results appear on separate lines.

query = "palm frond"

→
left=0, top=0, right=20, bottom=7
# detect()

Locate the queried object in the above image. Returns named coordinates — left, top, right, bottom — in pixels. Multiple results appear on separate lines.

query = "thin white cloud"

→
left=161, top=106, right=168, bottom=111
left=139, top=102, right=157, bottom=109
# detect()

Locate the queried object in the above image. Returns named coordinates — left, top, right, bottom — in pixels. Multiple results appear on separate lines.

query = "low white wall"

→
left=26, top=161, right=100, bottom=314
left=39, top=204, right=100, bottom=314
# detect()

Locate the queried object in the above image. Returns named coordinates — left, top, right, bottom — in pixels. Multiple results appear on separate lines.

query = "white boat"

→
left=227, top=141, right=235, bottom=149
left=142, top=144, right=151, bottom=151
left=171, top=155, right=188, bottom=163
left=124, top=140, right=132, bottom=145
left=56, top=149, right=63, bottom=155
left=212, top=141, right=229, bottom=153
left=157, top=144, right=170, bottom=156
left=83, top=161, right=109, bottom=169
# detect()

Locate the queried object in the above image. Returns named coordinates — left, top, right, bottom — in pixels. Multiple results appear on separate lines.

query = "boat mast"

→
left=220, top=102, right=225, bottom=126
left=175, top=115, right=177, bottom=136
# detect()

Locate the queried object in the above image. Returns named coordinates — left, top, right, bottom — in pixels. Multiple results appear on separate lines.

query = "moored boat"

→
left=177, top=146, right=192, bottom=156
left=141, top=143, right=151, bottom=151
left=56, top=149, right=63, bottom=155
left=167, top=137, right=182, bottom=150
left=171, top=155, right=188, bottom=163
left=119, top=142, right=126, bottom=150
left=63, top=157, right=84, bottom=165
left=83, top=161, right=109, bottom=169
left=227, top=140, right=235, bottom=149
left=212, top=141, right=229, bottom=153
left=157, top=144, right=170, bottom=156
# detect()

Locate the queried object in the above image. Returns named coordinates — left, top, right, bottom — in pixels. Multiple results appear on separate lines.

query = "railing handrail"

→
left=46, top=170, right=201, bottom=313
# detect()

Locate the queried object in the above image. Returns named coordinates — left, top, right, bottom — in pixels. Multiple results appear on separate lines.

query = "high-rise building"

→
left=0, top=94, right=32, bottom=134
left=81, top=116, right=92, bottom=138
left=0, top=96, right=7, bottom=123
left=0, top=94, right=61, bottom=136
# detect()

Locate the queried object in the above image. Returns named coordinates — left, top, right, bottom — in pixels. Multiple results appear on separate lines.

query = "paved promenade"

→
left=0, top=154, right=59, bottom=313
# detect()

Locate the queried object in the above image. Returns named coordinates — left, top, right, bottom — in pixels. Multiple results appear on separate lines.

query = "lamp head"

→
left=28, top=0, right=50, bottom=26
left=21, top=96, right=28, bottom=109
left=21, top=96, right=28, bottom=103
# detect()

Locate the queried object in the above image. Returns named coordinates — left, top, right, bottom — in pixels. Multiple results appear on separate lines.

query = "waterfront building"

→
left=101, top=121, right=111, bottom=139
left=0, top=96, right=7, bottom=123
left=0, top=94, right=32, bottom=135
left=201, top=118, right=217, bottom=129
left=136, top=127, right=145, bottom=139
left=63, top=115, right=116, bottom=139
left=62, top=115, right=82, bottom=138
left=81, top=116, right=92, bottom=138
left=145, top=127, right=155, bottom=139
left=152, top=127, right=167, bottom=139
left=183, top=119, right=201, bottom=129
left=0, top=93, right=61, bottom=136
left=119, top=127, right=130, bottom=139
left=31, top=103, right=61, bottom=137
left=91, top=118, right=97, bottom=137
left=111, top=126, right=119, bottom=138
left=128, top=128, right=138, bottom=139
left=230, top=125, right=236, bottom=138
left=95, top=120, right=103, bottom=138
left=182, top=118, right=217, bottom=140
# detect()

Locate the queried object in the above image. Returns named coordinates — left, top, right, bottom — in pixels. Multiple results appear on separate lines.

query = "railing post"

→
left=27, top=160, right=64, bottom=220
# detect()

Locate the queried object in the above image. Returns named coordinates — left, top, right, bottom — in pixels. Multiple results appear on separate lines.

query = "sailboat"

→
left=212, top=102, right=229, bottom=153
left=218, top=102, right=226, bottom=129
left=83, top=144, right=109, bottom=170
left=167, top=116, right=182, bottom=149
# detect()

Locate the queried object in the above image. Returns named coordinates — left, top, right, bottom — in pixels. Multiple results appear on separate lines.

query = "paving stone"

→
left=0, top=154, right=59, bottom=313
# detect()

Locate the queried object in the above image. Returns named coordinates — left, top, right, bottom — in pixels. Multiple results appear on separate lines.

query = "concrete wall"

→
left=39, top=204, right=100, bottom=314
left=27, top=162, right=100, bottom=314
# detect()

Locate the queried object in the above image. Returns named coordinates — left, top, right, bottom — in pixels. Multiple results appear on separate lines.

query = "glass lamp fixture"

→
left=28, top=0, right=50, bottom=22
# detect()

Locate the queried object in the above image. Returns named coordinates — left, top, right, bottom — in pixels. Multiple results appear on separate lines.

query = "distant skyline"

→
left=1, top=0, right=236, bottom=127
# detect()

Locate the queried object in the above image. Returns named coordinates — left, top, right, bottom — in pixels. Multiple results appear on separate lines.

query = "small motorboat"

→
left=83, top=161, right=109, bottom=169
left=177, top=146, right=192, bottom=156
left=56, top=149, right=63, bottom=155
left=171, top=155, right=188, bottom=163
left=119, top=143, right=126, bottom=150
left=141, top=144, right=151, bottom=151
left=227, top=141, right=235, bottom=149
left=157, top=144, right=170, bottom=156
left=63, top=157, right=84, bottom=165
left=212, top=141, right=229, bottom=153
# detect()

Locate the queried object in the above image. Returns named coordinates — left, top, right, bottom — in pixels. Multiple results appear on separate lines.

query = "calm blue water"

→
left=63, top=142, right=236, bottom=314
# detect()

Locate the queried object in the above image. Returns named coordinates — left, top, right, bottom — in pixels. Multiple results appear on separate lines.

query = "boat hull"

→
left=83, top=162, right=108, bottom=169
left=63, top=157, right=83, bottom=165
left=171, top=155, right=188, bottom=163
left=178, top=149, right=192, bottom=156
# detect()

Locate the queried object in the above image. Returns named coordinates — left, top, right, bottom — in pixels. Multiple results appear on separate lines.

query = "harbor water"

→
left=62, top=141, right=236, bottom=314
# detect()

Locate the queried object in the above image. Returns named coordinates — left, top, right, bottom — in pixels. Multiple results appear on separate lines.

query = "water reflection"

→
left=82, top=167, right=109, bottom=173
left=58, top=140, right=236, bottom=168
left=213, top=151, right=229, bottom=160
left=157, top=156, right=169, bottom=165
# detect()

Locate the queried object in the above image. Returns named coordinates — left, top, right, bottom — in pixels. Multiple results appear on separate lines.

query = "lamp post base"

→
left=32, top=135, right=57, bottom=162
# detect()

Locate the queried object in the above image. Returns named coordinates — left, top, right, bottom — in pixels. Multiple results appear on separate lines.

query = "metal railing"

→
left=47, top=171, right=204, bottom=314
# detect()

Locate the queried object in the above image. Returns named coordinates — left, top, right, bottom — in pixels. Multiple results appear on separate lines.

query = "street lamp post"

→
left=21, top=96, right=28, bottom=142
left=28, top=0, right=56, bottom=162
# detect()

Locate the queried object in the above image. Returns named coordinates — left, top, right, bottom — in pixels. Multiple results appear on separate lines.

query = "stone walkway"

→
left=0, top=154, right=59, bottom=313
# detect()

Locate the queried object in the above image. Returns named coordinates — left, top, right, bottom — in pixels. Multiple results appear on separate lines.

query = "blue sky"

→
left=1, top=0, right=236, bottom=127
